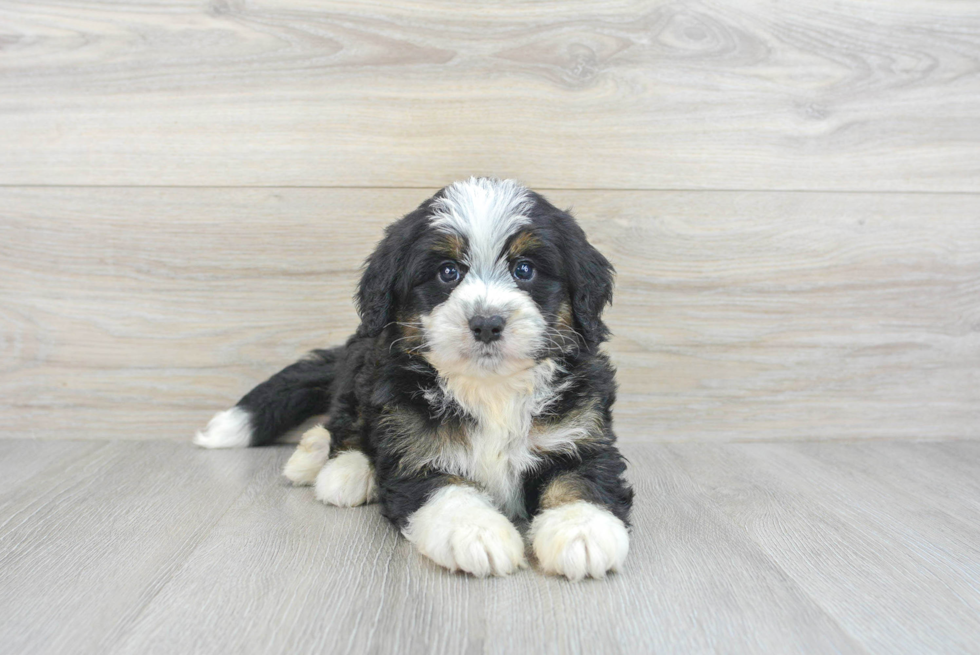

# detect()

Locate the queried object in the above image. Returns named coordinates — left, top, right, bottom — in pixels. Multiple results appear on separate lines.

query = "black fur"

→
left=237, top=348, right=341, bottom=446
left=224, top=182, right=632, bottom=532
left=524, top=191, right=616, bottom=350
left=354, top=202, right=434, bottom=337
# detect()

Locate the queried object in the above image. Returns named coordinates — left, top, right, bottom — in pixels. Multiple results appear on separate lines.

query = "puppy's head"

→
left=356, top=178, right=613, bottom=377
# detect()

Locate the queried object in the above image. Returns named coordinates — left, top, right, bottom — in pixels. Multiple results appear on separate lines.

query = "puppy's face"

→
left=356, top=178, right=613, bottom=378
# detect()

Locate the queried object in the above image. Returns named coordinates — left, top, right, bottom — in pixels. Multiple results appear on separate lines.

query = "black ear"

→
left=355, top=206, right=427, bottom=337
left=558, top=211, right=615, bottom=350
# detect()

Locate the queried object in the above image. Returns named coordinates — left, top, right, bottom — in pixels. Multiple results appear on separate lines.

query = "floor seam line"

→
left=0, top=184, right=978, bottom=196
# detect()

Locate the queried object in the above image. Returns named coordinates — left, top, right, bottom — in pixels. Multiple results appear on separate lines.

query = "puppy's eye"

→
left=438, top=261, right=460, bottom=284
left=513, top=260, right=534, bottom=281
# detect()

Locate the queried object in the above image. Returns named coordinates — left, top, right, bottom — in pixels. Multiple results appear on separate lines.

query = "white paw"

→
left=193, top=407, right=252, bottom=449
left=283, top=426, right=332, bottom=485
left=404, top=485, right=527, bottom=577
left=530, top=501, right=629, bottom=582
left=314, top=450, right=378, bottom=507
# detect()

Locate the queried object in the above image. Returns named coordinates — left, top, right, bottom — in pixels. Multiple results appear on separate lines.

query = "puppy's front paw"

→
left=404, top=485, right=527, bottom=577
left=283, top=426, right=332, bottom=486
left=530, top=501, right=629, bottom=582
left=314, top=450, right=378, bottom=506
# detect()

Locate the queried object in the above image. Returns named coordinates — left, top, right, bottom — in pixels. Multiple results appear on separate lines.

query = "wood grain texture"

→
left=2, top=187, right=977, bottom=442
left=0, top=441, right=267, bottom=655
left=0, top=438, right=102, bottom=496
left=1, top=1, right=979, bottom=190
left=0, top=441, right=859, bottom=655
left=3, top=440, right=980, bottom=653
left=667, top=441, right=980, bottom=654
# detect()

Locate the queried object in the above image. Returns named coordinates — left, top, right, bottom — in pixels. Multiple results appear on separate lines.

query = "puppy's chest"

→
left=427, top=362, right=577, bottom=517
left=435, top=377, right=578, bottom=519
left=460, top=420, right=541, bottom=517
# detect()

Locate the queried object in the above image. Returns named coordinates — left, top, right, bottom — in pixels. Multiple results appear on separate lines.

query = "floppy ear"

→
left=355, top=207, right=426, bottom=337
left=558, top=212, right=615, bottom=350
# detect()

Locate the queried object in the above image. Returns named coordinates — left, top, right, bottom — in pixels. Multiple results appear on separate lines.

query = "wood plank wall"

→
left=1, top=1, right=978, bottom=441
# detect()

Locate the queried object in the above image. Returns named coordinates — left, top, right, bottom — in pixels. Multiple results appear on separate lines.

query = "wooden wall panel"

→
left=1, top=0, right=978, bottom=190
left=2, top=187, right=977, bottom=442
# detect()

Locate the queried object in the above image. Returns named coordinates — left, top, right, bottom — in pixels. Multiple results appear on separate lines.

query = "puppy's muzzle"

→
left=468, top=314, right=506, bottom=344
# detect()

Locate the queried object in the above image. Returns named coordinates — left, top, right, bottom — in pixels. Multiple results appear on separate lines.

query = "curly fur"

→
left=196, top=178, right=633, bottom=580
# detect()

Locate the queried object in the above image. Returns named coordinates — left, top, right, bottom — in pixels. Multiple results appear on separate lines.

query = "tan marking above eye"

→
left=507, top=231, right=543, bottom=258
left=432, top=233, right=467, bottom=261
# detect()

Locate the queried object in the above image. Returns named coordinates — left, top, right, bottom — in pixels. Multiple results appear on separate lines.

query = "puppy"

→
left=195, top=178, right=633, bottom=581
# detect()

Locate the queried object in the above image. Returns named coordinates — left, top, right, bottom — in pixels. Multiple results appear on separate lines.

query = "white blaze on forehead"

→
left=430, top=178, right=532, bottom=277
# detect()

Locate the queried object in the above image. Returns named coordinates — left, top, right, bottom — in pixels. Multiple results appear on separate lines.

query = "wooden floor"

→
left=1, top=438, right=978, bottom=654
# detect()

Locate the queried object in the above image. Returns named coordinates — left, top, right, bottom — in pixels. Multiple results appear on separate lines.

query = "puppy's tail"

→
left=194, top=347, right=343, bottom=449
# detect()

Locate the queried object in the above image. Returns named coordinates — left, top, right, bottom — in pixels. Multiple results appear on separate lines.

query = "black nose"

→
left=469, top=315, right=506, bottom=344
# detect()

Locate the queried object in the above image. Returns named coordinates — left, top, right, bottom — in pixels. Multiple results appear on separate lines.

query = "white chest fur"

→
left=429, top=359, right=575, bottom=519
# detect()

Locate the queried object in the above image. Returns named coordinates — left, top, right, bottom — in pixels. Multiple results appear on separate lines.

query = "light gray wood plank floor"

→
left=1, top=439, right=978, bottom=654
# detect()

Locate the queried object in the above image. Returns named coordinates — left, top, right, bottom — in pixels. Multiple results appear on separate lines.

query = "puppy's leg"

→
left=528, top=452, right=633, bottom=582
left=314, top=448, right=378, bottom=507
left=401, top=483, right=527, bottom=578
left=283, top=425, right=332, bottom=486
left=530, top=495, right=629, bottom=582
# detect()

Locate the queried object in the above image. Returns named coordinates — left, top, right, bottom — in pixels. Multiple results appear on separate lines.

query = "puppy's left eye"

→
left=512, top=260, right=534, bottom=281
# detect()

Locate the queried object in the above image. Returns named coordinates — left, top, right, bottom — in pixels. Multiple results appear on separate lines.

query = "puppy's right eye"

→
left=438, top=261, right=460, bottom=284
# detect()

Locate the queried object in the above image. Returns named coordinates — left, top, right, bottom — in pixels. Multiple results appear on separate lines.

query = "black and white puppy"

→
left=195, top=178, right=633, bottom=581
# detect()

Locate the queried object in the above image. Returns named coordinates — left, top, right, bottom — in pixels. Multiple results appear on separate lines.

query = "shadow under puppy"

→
left=195, top=178, right=634, bottom=581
